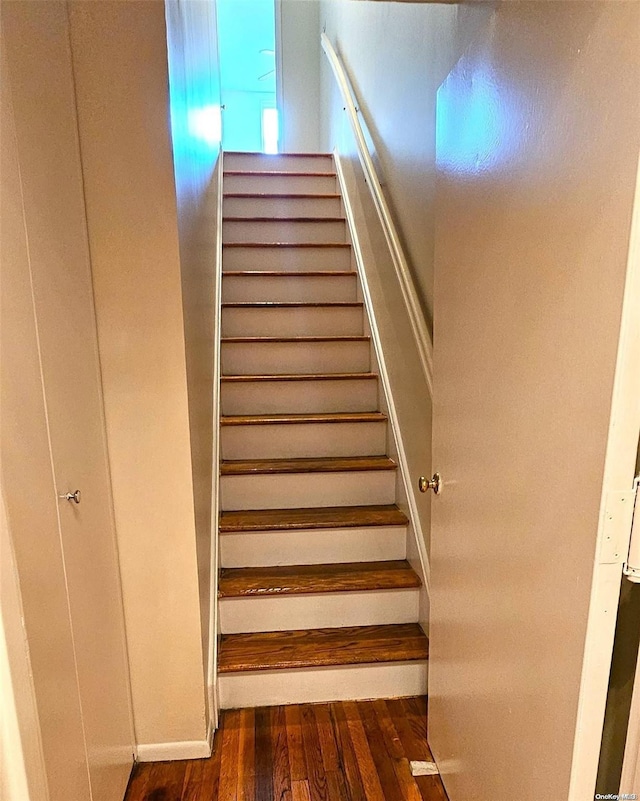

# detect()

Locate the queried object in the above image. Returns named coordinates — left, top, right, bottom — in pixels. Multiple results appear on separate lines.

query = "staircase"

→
left=217, top=152, right=428, bottom=708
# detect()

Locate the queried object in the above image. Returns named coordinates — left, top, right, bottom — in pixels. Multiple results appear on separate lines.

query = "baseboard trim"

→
left=136, top=739, right=212, bottom=762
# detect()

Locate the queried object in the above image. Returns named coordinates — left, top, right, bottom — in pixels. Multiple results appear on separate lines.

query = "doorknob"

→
left=59, top=490, right=81, bottom=504
left=419, top=473, right=442, bottom=495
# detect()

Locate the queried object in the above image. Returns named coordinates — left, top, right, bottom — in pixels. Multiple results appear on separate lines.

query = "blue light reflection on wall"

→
left=187, top=104, right=223, bottom=147
left=436, top=65, right=523, bottom=175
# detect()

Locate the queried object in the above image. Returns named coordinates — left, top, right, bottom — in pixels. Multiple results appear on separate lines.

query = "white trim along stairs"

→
left=216, top=152, right=429, bottom=709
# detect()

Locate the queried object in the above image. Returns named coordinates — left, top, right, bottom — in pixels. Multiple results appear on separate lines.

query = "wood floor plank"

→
left=371, top=700, right=404, bottom=760
left=292, top=781, right=312, bottom=801
left=285, top=704, right=308, bottom=782
left=180, top=759, right=204, bottom=801
left=219, top=505, right=407, bottom=534
left=219, top=708, right=241, bottom=801
left=357, top=701, right=405, bottom=801
left=385, top=699, right=430, bottom=763
left=148, top=760, right=188, bottom=801
left=401, top=698, right=431, bottom=758
left=124, top=763, right=154, bottom=800
left=271, top=705, right=293, bottom=801
left=329, top=703, right=367, bottom=801
left=341, top=702, right=386, bottom=801
left=218, top=624, right=428, bottom=673
left=220, top=456, right=396, bottom=476
left=218, top=561, right=421, bottom=599
left=256, top=706, right=275, bottom=801
left=371, top=701, right=422, bottom=801
left=414, top=774, right=449, bottom=801
left=314, top=704, right=339, bottom=772
left=196, top=720, right=223, bottom=801
left=301, top=704, right=329, bottom=801
left=238, top=707, right=256, bottom=801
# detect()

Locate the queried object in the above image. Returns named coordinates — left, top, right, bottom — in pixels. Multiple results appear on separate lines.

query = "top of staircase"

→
left=225, top=151, right=333, bottom=158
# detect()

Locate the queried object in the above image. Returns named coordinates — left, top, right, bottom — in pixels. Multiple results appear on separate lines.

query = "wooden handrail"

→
left=321, top=32, right=434, bottom=396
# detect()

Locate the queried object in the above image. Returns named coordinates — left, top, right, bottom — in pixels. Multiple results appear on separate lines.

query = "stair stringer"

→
left=334, top=150, right=431, bottom=635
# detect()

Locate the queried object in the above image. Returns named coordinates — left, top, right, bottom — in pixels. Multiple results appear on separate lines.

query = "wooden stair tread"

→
left=222, top=335, right=369, bottom=343
left=223, top=242, right=350, bottom=248
left=218, top=623, right=428, bottom=673
left=221, top=455, right=397, bottom=475
left=224, top=170, right=336, bottom=177
left=224, top=216, right=345, bottom=223
left=219, top=560, right=421, bottom=598
left=222, top=270, right=355, bottom=277
left=221, top=412, right=386, bottom=426
left=221, top=372, right=377, bottom=382
left=224, top=192, right=342, bottom=199
left=219, top=504, right=409, bottom=533
left=222, top=301, right=362, bottom=308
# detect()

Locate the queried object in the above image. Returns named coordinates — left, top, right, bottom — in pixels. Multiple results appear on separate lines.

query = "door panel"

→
left=429, top=3, right=640, bottom=800
left=0, top=40, right=92, bottom=801
left=2, top=3, right=134, bottom=799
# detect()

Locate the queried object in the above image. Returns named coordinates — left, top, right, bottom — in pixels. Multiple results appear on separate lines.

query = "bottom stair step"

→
left=217, top=624, right=429, bottom=708
left=218, top=623, right=428, bottom=673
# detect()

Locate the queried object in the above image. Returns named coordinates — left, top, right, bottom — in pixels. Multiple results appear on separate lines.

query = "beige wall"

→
left=320, top=0, right=491, bottom=325
left=0, top=490, right=48, bottom=801
left=277, top=0, right=322, bottom=153
left=320, top=2, right=491, bottom=563
left=67, top=1, right=207, bottom=746
left=1, top=21, right=95, bottom=797
left=429, top=3, right=640, bottom=798
left=165, top=0, right=222, bottom=711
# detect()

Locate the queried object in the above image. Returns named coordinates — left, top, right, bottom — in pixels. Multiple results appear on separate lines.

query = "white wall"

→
left=277, top=0, right=322, bottom=152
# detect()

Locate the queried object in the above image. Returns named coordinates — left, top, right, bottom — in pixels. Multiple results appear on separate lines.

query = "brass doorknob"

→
left=418, top=473, right=442, bottom=495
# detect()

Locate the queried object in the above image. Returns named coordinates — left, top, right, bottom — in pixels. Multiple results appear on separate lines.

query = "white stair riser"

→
left=223, top=219, right=346, bottom=244
left=224, top=154, right=334, bottom=173
left=223, top=245, right=351, bottom=272
left=220, top=469, right=396, bottom=510
left=224, top=195, right=342, bottom=218
left=222, top=274, right=357, bottom=303
left=219, top=661, right=428, bottom=709
left=221, top=378, right=378, bottom=415
left=221, top=421, right=387, bottom=460
left=224, top=173, right=337, bottom=194
left=220, top=525, right=407, bottom=568
left=220, top=588, right=419, bottom=634
left=221, top=306, right=363, bottom=337
left=221, top=340, right=370, bottom=375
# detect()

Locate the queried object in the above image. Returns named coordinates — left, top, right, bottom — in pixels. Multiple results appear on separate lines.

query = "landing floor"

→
left=125, top=696, right=447, bottom=800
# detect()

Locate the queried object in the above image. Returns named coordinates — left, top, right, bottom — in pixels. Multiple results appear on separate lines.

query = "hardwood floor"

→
left=124, top=697, right=447, bottom=801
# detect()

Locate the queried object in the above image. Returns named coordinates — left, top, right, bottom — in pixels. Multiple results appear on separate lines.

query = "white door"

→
left=427, top=3, right=640, bottom=800
left=2, top=4, right=134, bottom=800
